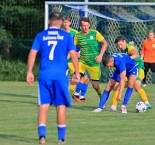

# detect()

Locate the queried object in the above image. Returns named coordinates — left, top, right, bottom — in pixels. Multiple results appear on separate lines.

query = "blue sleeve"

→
left=68, top=34, right=76, bottom=51
left=76, top=45, right=80, bottom=52
left=31, top=35, right=40, bottom=51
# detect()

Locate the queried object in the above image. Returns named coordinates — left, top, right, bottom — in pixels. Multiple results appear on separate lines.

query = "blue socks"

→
left=38, top=124, right=67, bottom=141
left=80, top=84, right=88, bottom=97
left=99, top=90, right=110, bottom=109
left=75, top=82, right=83, bottom=93
left=123, top=87, right=134, bottom=106
left=38, top=124, right=46, bottom=137
left=58, top=125, right=67, bottom=141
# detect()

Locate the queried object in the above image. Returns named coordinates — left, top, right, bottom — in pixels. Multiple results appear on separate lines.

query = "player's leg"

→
left=56, top=105, right=67, bottom=144
left=110, top=73, right=126, bottom=111
left=78, top=73, right=90, bottom=101
left=110, top=82, right=119, bottom=111
left=38, top=80, right=53, bottom=144
left=54, top=80, right=72, bottom=144
left=142, top=62, right=149, bottom=87
left=38, top=104, right=50, bottom=144
left=87, top=65, right=102, bottom=98
left=68, top=62, right=76, bottom=96
left=150, top=62, right=155, bottom=72
left=93, top=78, right=116, bottom=112
left=135, top=68, right=152, bottom=109
left=72, top=62, right=88, bottom=102
left=121, top=67, right=137, bottom=113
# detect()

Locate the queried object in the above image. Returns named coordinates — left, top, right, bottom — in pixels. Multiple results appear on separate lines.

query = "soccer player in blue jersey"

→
left=93, top=53, right=138, bottom=113
left=26, top=12, right=80, bottom=144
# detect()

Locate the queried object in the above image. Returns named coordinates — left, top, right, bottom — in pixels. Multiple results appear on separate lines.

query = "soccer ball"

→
left=136, top=102, right=147, bottom=113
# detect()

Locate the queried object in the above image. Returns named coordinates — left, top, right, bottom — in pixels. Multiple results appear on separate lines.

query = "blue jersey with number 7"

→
left=31, top=27, right=76, bottom=80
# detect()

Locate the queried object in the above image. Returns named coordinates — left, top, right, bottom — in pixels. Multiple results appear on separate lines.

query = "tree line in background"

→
left=0, top=0, right=155, bottom=81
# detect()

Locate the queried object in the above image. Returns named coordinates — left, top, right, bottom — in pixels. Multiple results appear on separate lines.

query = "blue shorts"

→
left=38, top=79, right=71, bottom=107
left=110, top=66, right=138, bottom=82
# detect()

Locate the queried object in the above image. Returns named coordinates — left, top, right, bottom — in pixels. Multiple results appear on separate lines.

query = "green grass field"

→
left=0, top=82, right=155, bottom=145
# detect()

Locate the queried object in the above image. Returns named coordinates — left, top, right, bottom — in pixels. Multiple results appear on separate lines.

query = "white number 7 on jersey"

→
left=48, top=41, right=57, bottom=60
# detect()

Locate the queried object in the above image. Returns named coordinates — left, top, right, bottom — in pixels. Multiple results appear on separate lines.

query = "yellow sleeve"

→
left=74, top=35, right=78, bottom=46
left=96, top=31, right=104, bottom=42
left=128, top=45, right=136, bottom=54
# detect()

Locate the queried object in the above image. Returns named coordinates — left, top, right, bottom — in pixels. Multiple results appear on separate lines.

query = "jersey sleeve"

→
left=127, top=45, right=136, bottom=54
left=31, top=34, right=40, bottom=51
left=68, top=34, right=76, bottom=51
left=74, top=35, right=78, bottom=46
left=96, top=31, right=104, bottom=42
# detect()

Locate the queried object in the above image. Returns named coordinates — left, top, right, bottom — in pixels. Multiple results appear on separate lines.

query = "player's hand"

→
left=95, top=55, right=102, bottom=63
left=26, top=72, right=34, bottom=85
left=72, top=73, right=80, bottom=84
left=117, top=94, right=122, bottom=101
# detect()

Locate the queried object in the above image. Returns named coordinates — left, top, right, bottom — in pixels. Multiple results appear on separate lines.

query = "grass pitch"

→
left=0, top=82, right=155, bottom=145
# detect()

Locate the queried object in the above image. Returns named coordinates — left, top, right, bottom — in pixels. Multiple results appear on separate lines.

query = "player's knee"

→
left=92, top=81, right=100, bottom=90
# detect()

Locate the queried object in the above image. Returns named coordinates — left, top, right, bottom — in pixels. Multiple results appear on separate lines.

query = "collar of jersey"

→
left=49, top=27, right=59, bottom=29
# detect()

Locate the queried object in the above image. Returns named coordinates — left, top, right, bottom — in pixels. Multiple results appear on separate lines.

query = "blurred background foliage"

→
left=0, top=0, right=155, bottom=82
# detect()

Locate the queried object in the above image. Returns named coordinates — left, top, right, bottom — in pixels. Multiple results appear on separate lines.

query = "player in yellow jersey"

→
left=72, top=17, right=108, bottom=102
left=110, top=36, right=152, bottom=110
left=62, top=16, right=89, bottom=97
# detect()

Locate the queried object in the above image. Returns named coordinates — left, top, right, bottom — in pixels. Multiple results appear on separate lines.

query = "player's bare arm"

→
left=95, top=39, right=108, bottom=63
left=130, top=49, right=139, bottom=59
left=117, top=70, right=126, bottom=101
left=70, top=50, right=80, bottom=83
left=26, top=49, right=37, bottom=85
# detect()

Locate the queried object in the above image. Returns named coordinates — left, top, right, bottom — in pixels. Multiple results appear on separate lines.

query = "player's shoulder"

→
left=127, top=43, right=135, bottom=49
left=90, top=29, right=98, bottom=34
left=75, top=31, right=82, bottom=36
left=70, top=28, right=78, bottom=33
left=90, top=29, right=102, bottom=34
left=143, top=38, right=149, bottom=43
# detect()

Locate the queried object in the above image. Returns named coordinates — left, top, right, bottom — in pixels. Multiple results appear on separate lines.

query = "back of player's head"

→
left=62, top=16, right=71, bottom=22
left=102, top=55, right=112, bottom=66
left=49, top=12, right=62, bottom=21
left=115, top=36, right=126, bottom=44
left=80, top=17, right=90, bottom=25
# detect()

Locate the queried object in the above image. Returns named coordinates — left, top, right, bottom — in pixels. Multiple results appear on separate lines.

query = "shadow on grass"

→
left=72, top=104, right=95, bottom=111
left=0, top=93, right=37, bottom=105
left=0, top=99, right=37, bottom=105
left=0, top=93, right=36, bottom=98
left=0, top=133, right=37, bottom=143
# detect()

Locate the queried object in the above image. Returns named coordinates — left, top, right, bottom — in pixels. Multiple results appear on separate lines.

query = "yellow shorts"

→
left=68, top=62, right=75, bottom=75
left=137, top=68, right=144, bottom=82
left=79, top=62, right=101, bottom=80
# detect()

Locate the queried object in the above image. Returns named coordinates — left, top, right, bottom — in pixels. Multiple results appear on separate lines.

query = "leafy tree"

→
left=0, top=0, right=44, bottom=61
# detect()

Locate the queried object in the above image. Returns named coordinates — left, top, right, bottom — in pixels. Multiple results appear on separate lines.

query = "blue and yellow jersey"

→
left=74, top=29, right=104, bottom=66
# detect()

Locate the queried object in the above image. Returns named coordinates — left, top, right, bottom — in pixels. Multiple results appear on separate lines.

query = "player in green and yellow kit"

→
left=62, top=16, right=89, bottom=97
left=72, top=17, right=108, bottom=102
left=110, top=36, right=152, bottom=110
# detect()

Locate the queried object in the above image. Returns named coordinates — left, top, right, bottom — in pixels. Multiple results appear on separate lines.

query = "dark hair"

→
left=49, top=12, right=62, bottom=21
left=62, top=16, right=71, bottom=22
left=114, top=36, right=126, bottom=44
left=102, top=55, right=112, bottom=66
left=80, top=17, right=90, bottom=25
